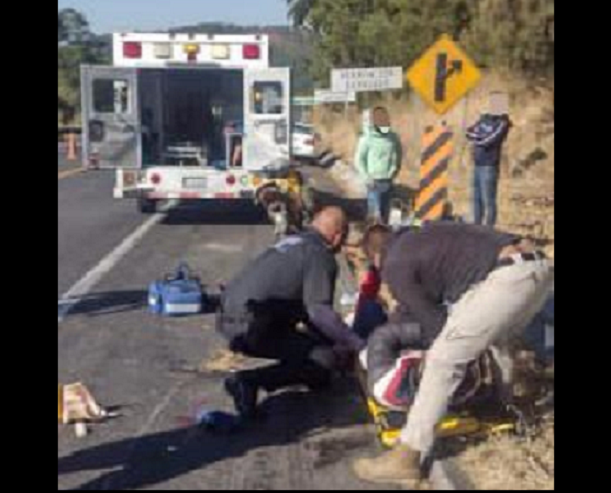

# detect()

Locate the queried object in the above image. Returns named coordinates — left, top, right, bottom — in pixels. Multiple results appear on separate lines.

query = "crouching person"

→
left=217, top=207, right=365, bottom=420
left=353, top=222, right=554, bottom=486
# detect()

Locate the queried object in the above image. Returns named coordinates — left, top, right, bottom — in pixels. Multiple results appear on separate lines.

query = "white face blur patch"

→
left=379, top=126, right=391, bottom=134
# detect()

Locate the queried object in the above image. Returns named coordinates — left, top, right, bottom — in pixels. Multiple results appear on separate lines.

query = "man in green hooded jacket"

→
left=355, top=107, right=403, bottom=224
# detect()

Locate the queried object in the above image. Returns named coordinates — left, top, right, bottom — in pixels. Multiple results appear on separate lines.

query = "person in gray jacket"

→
left=353, top=222, right=553, bottom=487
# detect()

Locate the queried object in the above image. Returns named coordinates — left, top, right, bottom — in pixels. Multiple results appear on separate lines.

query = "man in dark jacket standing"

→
left=466, top=92, right=512, bottom=227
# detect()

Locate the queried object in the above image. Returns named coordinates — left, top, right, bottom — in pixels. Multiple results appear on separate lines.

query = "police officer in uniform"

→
left=218, top=207, right=365, bottom=419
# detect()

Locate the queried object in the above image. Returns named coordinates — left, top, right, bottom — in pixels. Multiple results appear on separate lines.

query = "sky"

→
left=58, top=0, right=290, bottom=33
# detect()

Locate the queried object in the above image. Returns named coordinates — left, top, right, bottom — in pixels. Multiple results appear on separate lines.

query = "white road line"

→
left=202, top=243, right=244, bottom=253
left=58, top=213, right=164, bottom=323
left=58, top=167, right=85, bottom=180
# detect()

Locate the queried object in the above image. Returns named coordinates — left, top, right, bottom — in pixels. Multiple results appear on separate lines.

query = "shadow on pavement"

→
left=62, top=290, right=148, bottom=318
left=58, top=381, right=378, bottom=490
left=161, top=201, right=270, bottom=227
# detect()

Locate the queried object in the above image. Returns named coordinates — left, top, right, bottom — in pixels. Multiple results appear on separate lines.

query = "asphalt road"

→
left=57, top=167, right=395, bottom=491
left=58, top=171, right=145, bottom=297
left=58, top=143, right=82, bottom=169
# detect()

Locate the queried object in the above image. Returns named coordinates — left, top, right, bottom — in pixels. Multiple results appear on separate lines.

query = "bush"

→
left=300, top=0, right=554, bottom=85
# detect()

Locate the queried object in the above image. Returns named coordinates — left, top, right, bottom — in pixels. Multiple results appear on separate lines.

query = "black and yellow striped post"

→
left=415, top=124, right=454, bottom=221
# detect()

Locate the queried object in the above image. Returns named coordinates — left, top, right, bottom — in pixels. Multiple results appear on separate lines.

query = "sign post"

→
left=406, top=35, right=483, bottom=221
left=314, top=90, right=357, bottom=104
left=315, top=89, right=358, bottom=120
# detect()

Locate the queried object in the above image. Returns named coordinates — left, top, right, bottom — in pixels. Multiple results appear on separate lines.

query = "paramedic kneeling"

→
left=354, top=222, right=554, bottom=486
left=218, top=207, right=365, bottom=419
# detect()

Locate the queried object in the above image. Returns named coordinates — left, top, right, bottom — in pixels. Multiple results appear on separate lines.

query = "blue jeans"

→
left=367, top=180, right=393, bottom=223
left=473, top=166, right=499, bottom=227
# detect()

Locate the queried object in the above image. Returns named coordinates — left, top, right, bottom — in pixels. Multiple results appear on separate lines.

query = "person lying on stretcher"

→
left=352, top=222, right=553, bottom=487
left=352, top=225, right=505, bottom=411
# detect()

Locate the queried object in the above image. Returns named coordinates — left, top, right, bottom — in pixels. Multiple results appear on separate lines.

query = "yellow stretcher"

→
left=366, top=397, right=517, bottom=448
left=357, top=364, right=517, bottom=448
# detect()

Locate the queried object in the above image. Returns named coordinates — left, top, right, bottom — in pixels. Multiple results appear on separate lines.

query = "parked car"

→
left=292, top=123, right=322, bottom=163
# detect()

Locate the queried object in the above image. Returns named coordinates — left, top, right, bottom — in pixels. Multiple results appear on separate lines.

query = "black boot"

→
left=224, top=375, right=259, bottom=420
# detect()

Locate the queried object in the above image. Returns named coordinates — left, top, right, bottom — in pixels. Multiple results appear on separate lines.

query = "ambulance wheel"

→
left=138, top=198, right=157, bottom=214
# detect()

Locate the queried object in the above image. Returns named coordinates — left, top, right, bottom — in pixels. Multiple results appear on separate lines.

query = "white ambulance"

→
left=81, top=32, right=302, bottom=215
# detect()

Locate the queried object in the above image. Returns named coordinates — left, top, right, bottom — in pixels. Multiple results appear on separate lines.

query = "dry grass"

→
left=343, top=233, right=555, bottom=491
left=321, top=75, right=555, bottom=489
left=448, top=413, right=555, bottom=491
left=315, top=72, right=554, bottom=259
left=334, top=159, right=554, bottom=491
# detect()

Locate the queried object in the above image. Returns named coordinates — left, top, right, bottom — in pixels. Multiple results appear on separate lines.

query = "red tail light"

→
left=123, top=42, right=142, bottom=59
left=243, top=44, right=261, bottom=60
left=226, top=174, right=236, bottom=186
left=151, top=173, right=162, bottom=185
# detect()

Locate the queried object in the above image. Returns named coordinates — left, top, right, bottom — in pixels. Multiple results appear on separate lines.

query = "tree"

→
left=58, top=8, right=91, bottom=45
left=307, top=0, right=471, bottom=82
left=58, top=9, right=109, bottom=123
left=461, top=0, right=554, bottom=74
left=306, top=0, right=554, bottom=86
left=287, top=0, right=317, bottom=27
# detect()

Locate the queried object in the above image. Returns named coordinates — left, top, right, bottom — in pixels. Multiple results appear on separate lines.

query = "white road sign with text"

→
left=332, top=67, right=403, bottom=93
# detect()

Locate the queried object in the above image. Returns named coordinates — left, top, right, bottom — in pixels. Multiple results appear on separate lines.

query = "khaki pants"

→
left=401, top=258, right=554, bottom=455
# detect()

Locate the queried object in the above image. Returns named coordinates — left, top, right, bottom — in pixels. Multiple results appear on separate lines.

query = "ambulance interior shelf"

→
left=154, top=132, right=243, bottom=170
